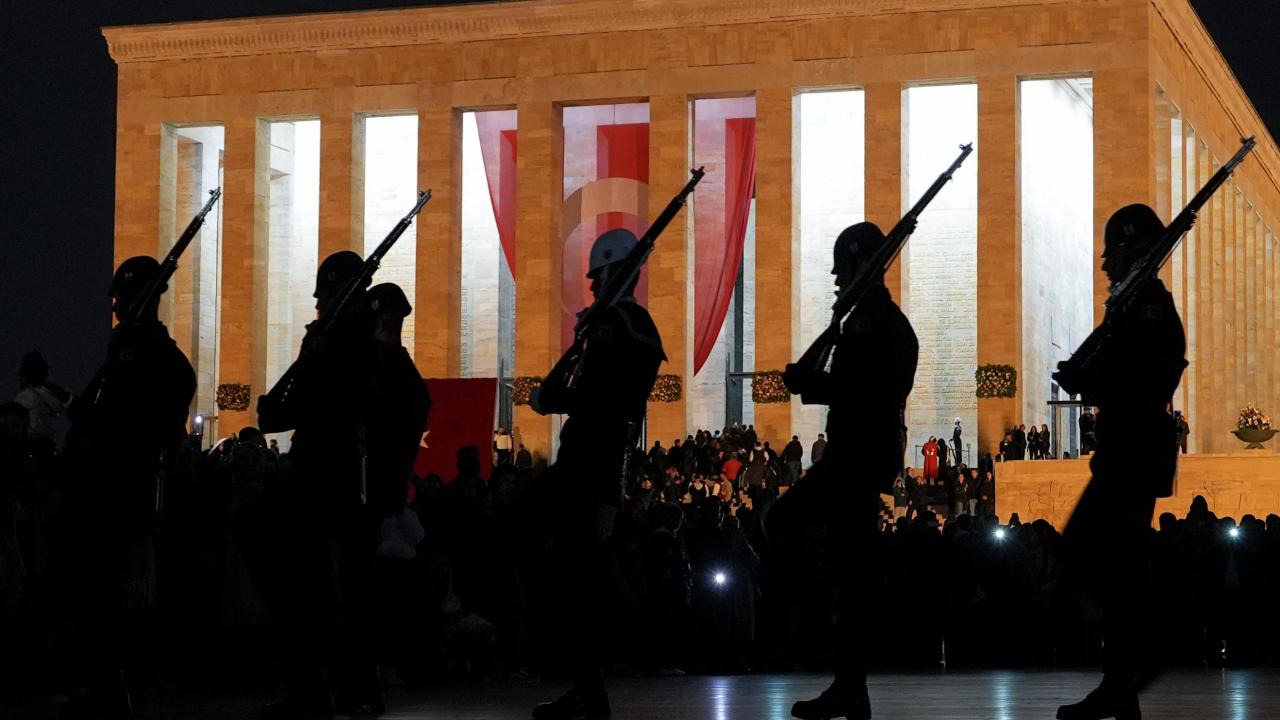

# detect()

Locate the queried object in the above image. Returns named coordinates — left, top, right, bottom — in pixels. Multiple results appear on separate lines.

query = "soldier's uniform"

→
left=61, top=256, right=196, bottom=717
left=1057, top=203, right=1186, bottom=720
left=256, top=250, right=379, bottom=719
left=769, top=222, right=918, bottom=720
left=531, top=229, right=665, bottom=720
left=363, top=283, right=431, bottom=518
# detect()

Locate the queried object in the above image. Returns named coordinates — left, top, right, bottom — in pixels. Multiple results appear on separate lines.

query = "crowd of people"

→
left=4, top=402, right=1280, bottom=704
left=996, top=423, right=1056, bottom=460
left=0, top=198, right=1223, bottom=719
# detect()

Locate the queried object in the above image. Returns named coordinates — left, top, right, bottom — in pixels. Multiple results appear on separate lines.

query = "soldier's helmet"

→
left=18, top=352, right=49, bottom=383
left=314, top=250, right=368, bottom=299
left=366, top=282, right=412, bottom=319
left=1103, top=203, right=1164, bottom=256
left=587, top=228, right=638, bottom=279
left=833, top=221, right=888, bottom=273
left=109, top=256, right=164, bottom=300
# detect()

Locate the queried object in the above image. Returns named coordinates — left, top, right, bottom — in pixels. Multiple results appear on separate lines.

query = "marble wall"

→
left=1020, top=79, right=1094, bottom=445
left=903, top=84, right=979, bottom=465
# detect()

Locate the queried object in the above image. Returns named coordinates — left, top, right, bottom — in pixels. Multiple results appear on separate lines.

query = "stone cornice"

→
left=102, top=0, right=1087, bottom=64
left=1148, top=0, right=1280, bottom=199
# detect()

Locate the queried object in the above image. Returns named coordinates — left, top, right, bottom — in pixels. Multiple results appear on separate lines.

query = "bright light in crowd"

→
left=195, top=415, right=203, bottom=425
left=994, top=528, right=1007, bottom=541
left=1229, top=527, right=1240, bottom=539
left=714, top=572, right=728, bottom=586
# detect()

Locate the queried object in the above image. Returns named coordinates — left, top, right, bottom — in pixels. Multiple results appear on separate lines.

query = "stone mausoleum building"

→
left=105, top=0, right=1280, bottom=468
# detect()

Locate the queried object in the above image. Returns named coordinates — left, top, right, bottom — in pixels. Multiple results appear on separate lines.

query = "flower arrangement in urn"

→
left=1234, top=404, right=1276, bottom=449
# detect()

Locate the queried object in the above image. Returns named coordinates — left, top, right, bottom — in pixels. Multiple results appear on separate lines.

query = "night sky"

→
left=3, top=0, right=1278, bottom=400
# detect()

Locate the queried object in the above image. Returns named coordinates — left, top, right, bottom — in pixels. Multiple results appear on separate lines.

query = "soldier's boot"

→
left=333, top=666, right=386, bottom=717
left=790, top=683, right=871, bottom=720
left=59, top=669, right=132, bottom=719
left=260, top=672, right=334, bottom=720
left=531, top=685, right=610, bottom=720
left=1056, top=680, right=1140, bottom=720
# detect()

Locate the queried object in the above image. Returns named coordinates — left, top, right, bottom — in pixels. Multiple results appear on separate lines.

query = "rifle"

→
left=320, top=188, right=432, bottom=334
left=259, top=189, right=432, bottom=431
left=82, top=188, right=222, bottom=410
left=1054, top=136, right=1255, bottom=393
left=127, top=188, right=223, bottom=331
left=793, top=143, right=972, bottom=374
left=538, top=168, right=705, bottom=396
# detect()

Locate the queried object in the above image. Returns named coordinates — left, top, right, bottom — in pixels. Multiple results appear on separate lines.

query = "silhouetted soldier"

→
left=331, top=282, right=430, bottom=715
left=771, top=222, right=918, bottom=720
left=1054, top=204, right=1186, bottom=720
left=60, top=256, right=195, bottom=718
left=528, top=228, right=665, bottom=720
left=256, top=250, right=378, bottom=719
left=1079, top=407, right=1097, bottom=455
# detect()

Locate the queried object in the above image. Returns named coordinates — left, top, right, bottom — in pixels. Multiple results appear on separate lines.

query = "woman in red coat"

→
left=922, top=436, right=939, bottom=481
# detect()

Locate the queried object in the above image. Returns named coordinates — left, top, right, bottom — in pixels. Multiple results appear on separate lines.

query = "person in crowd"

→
left=937, top=436, right=949, bottom=469
left=952, top=418, right=963, bottom=466
left=722, top=451, right=744, bottom=487
left=922, top=436, right=938, bottom=481
left=254, top=250, right=380, bottom=718
left=515, top=443, right=533, bottom=469
left=0, top=402, right=33, bottom=609
left=59, top=256, right=196, bottom=717
left=666, top=438, right=684, bottom=471
left=811, top=433, right=827, bottom=465
left=1039, top=423, right=1052, bottom=459
left=1028, top=426, right=1041, bottom=460
left=782, top=435, right=803, bottom=486
left=647, top=440, right=666, bottom=469
left=953, top=466, right=971, bottom=517
left=998, top=432, right=1015, bottom=462
left=14, top=351, right=71, bottom=453
left=761, top=441, right=778, bottom=466
left=773, top=221, right=918, bottom=720
left=1174, top=411, right=1189, bottom=454
left=527, top=228, right=665, bottom=720
left=493, top=426, right=513, bottom=466
left=975, top=469, right=995, bottom=518
left=1080, top=407, right=1097, bottom=455
left=1013, top=424, right=1028, bottom=460
left=1053, top=204, right=1187, bottom=720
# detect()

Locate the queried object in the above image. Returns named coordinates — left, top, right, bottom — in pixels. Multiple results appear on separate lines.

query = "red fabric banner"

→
left=413, top=377, right=497, bottom=483
left=692, top=97, right=757, bottom=374
left=561, top=104, right=650, bottom=350
left=476, top=110, right=518, bottom=272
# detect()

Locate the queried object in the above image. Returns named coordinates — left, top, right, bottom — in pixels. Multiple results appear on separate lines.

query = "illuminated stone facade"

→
left=106, top=0, right=1280, bottom=460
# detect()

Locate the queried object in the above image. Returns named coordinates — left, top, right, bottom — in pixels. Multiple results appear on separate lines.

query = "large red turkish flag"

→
left=413, top=378, right=497, bottom=483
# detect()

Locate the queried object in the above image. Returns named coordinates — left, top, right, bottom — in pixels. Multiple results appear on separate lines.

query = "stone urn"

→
left=1233, top=428, right=1277, bottom=450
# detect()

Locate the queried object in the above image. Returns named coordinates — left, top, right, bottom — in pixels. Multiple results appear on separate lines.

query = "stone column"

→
left=415, top=83, right=463, bottom=377
left=752, top=86, right=795, bottom=446
left=217, top=117, right=269, bottom=436
left=513, top=101, right=563, bottom=462
left=1194, top=142, right=1213, bottom=452
left=864, top=82, right=904, bottom=299
left=114, top=122, right=162, bottom=268
left=1245, top=202, right=1258, bottom=410
left=974, top=76, right=1020, bottom=455
left=1092, top=67, right=1152, bottom=319
left=318, top=88, right=362, bottom=259
left=646, top=94, right=691, bottom=443
left=1208, top=177, right=1226, bottom=453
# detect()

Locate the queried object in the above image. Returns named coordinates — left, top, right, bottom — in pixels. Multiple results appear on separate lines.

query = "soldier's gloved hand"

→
left=782, top=362, right=811, bottom=395
left=1052, top=360, right=1081, bottom=396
